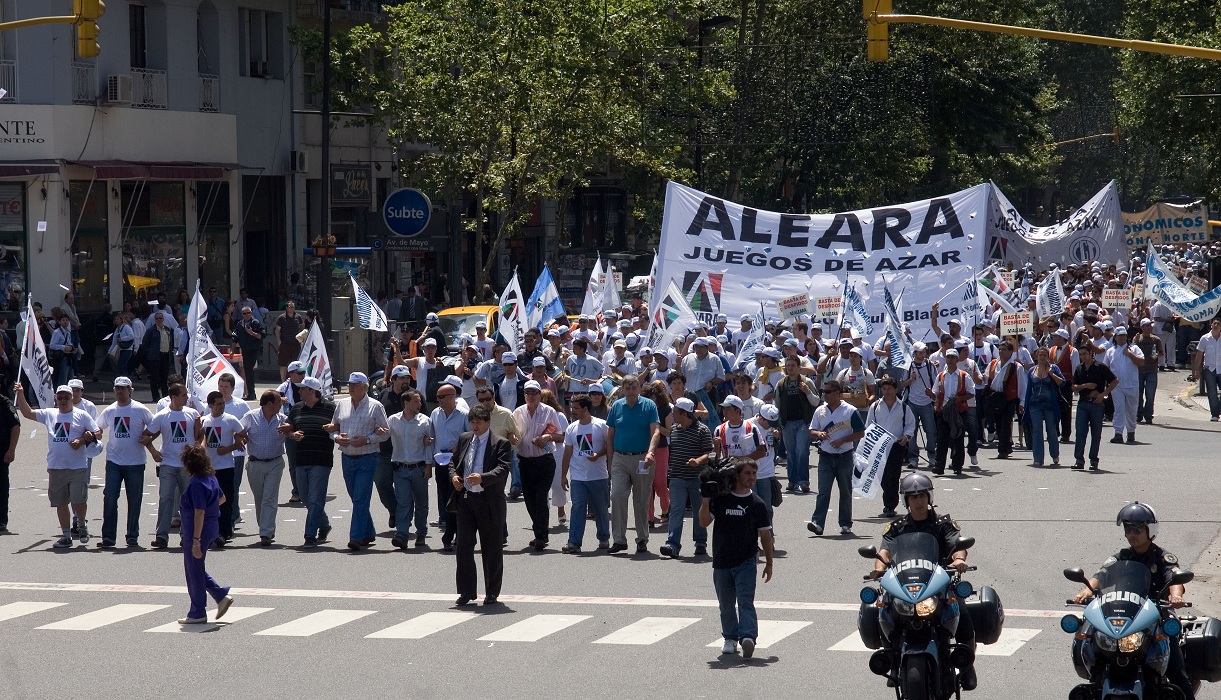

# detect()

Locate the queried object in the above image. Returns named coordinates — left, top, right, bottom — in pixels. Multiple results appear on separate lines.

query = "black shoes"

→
left=659, top=544, right=676, bottom=558
left=483, top=596, right=499, bottom=606
left=1125, top=434, right=1136, bottom=444
left=806, top=521, right=823, bottom=536
left=303, top=536, right=318, bottom=548
left=693, top=545, right=707, bottom=557
left=415, top=536, right=426, bottom=548
left=608, top=542, right=628, bottom=553
left=391, top=535, right=409, bottom=549
left=318, top=525, right=332, bottom=541
left=1071, top=462, right=1084, bottom=470
left=259, top=536, right=273, bottom=546
left=1109, top=435, right=1124, bottom=444
left=635, top=542, right=648, bottom=554
left=347, top=540, right=362, bottom=551
left=455, top=596, right=474, bottom=606
left=150, top=537, right=168, bottom=549
left=508, top=488, right=523, bottom=499
left=960, top=665, right=978, bottom=691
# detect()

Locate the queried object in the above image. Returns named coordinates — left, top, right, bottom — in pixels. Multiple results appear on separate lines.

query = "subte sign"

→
left=382, top=188, right=432, bottom=237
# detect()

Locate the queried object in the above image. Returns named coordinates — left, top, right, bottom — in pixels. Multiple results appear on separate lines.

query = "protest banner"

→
left=777, top=292, right=810, bottom=321
left=999, top=311, right=1034, bottom=337
left=1102, top=287, right=1132, bottom=309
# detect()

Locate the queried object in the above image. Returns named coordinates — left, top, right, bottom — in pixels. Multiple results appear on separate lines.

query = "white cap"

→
left=1113, top=326, right=1128, bottom=336
left=287, top=360, right=306, bottom=373
left=740, top=314, right=752, bottom=322
left=434, top=452, right=453, bottom=467
left=348, top=372, right=369, bottom=384
left=587, top=382, right=605, bottom=394
left=760, top=404, right=780, bottom=422
left=848, top=346, right=863, bottom=356
left=444, top=376, right=464, bottom=389
left=68, top=378, right=84, bottom=389
left=720, top=395, right=743, bottom=409
left=301, top=377, right=323, bottom=392
left=613, top=339, right=627, bottom=349
left=716, top=313, right=728, bottom=323
left=945, top=349, right=959, bottom=358
left=390, top=365, right=411, bottom=379
left=532, top=357, right=547, bottom=367
left=547, top=328, right=561, bottom=338
left=475, top=320, right=487, bottom=329
left=1054, top=328, right=1070, bottom=340
left=913, top=342, right=927, bottom=352
left=501, top=352, right=518, bottom=364
left=55, top=385, right=72, bottom=395
left=1140, top=318, right=1152, bottom=326
left=422, top=338, right=438, bottom=348
left=523, top=380, right=542, bottom=392
left=426, top=313, right=439, bottom=322
left=674, top=397, right=696, bottom=413
left=1086, top=302, right=1099, bottom=310
left=113, top=376, right=133, bottom=387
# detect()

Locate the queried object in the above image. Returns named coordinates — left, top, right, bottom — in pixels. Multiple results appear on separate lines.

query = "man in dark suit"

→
left=448, top=404, right=510, bottom=606
left=139, top=312, right=174, bottom=401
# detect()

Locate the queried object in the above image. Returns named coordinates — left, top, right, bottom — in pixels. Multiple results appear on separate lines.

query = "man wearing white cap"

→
left=681, top=337, right=725, bottom=429
left=95, top=376, right=155, bottom=548
left=1134, top=319, right=1163, bottom=425
left=1049, top=329, right=1079, bottom=444
left=325, top=372, right=389, bottom=550
left=657, top=397, right=713, bottom=559
left=281, top=376, right=337, bottom=547
left=1104, top=327, right=1143, bottom=444
left=473, top=320, right=494, bottom=361
left=1150, top=299, right=1176, bottom=371
left=605, top=374, right=661, bottom=554
left=512, top=379, right=564, bottom=551
left=396, top=338, right=453, bottom=411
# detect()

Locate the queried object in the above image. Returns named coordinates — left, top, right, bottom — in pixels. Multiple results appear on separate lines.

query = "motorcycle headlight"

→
left=1094, top=631, right=1118, bottom=652
left=1118, top=632, right=1144, bottom=653
left=915, top=598, right=939, bottom=617
left=892, top=599, right=915, bottom=616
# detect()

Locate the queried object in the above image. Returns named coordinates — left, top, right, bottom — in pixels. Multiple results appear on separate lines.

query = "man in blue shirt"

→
left=605, top=374, right=659, bottom=554
left=429, top=384, right=470, bottom=551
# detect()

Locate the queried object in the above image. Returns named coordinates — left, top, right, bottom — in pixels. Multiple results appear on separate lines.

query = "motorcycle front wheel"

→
left=901, top=657, right=930, bottom=700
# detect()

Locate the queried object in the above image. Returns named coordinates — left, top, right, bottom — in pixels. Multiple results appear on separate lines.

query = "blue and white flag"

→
left=732, top=303, right=767, bottom=370
left=843, top=282, right=874, bottom=336
left=526, top=264, right=566, bottom=330
left=882, top=284, right=913, bottom=370
left=350, top=273, right=389, bottom=332
left=1035, top=267, right=1065, bottom=319
left=1145, top=244, right=1221, bottom=323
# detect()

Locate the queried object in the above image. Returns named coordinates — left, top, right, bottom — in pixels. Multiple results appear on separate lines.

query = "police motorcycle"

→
left=1062, top=564, right=1221, bottom=699
left=857, top=533, right=1003, bottom=699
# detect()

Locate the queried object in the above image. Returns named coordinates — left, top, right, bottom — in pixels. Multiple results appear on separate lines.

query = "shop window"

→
left=69, top=180, right=109, bottom=312
left=566, top=189, right=625, bottom=249
left=120, top=181, right=186, bottom=304
left=0, top=182, right=26, bottom=311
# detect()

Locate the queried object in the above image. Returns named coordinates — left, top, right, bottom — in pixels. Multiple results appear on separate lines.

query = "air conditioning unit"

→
left=249, top=60, right=268, bottom=77
left=106, top=74, right=132, bottom=105
left=289, top=150, right=309, bottom=173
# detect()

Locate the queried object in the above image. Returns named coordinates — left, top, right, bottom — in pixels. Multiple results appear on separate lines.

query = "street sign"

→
left=382, top=188, right=432, bottom=237
left=382, top=236, right=431, bottom=252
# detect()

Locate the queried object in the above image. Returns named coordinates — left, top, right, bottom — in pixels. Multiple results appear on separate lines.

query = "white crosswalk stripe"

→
left=827, top=631, right=872, bottom=652
left=146, top=607, right=275, bottom=634
left=254, top=609, right=376, bottom=637
left=593, top=617, right=700, bottom=645
left=827, top=629, right=1041, bottom=656
left=705, top=620, right=813, bottom=649
left=0, top=601, right=67, bottom=622
left=36, top=604, right=171, bottom=631
left=479, top=614, right=591, bottom=642
left=366, top=611, right=478, bottom=639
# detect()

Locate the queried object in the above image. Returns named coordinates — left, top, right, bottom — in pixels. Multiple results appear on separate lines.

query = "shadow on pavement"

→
left=707, top=654, right=779, bottom=669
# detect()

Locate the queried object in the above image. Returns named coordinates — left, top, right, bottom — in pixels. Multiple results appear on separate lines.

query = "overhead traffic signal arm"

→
left=0, top=1, right=105, bottom=58
left=863, top=3, right=1221, bottom=63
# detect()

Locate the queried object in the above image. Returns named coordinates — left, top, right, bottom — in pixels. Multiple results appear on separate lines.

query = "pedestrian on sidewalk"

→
left=1194, top=318, right=1221, bottom=421
left=177, top=444, right=234, bottom=625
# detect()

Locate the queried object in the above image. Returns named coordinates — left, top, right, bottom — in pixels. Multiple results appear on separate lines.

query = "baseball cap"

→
left=390, top=365, right=411, bottom=379
left=113, top=376, right=133, bottom=387
left=603, top=309, right=618, bottom=318
left=287, top=360, right=306, bottom=374
left=55, top=385, right=72, bottom=395
left=784, top=338, right=799, bottom=348
left=1140, top=318, right=1152, bottom=326
left=760, top=404, right=780, bottom=422
left=546, top=328, right=560, bottom=338
left=674, top=397, right=696, bottom=413
left=740, top=314, right=752, bottom=322
left=348, top=372, right=369, bottom=384
left=720, top=395, right=744, bottom=409
left=475, top=320, right=487, bottom=329
left=848, top=346, right=863, bottom=356
left=948, top=317, right=962, bottom=327
left=639, top=347, right=653, bottom=356
left=68, top=378, right=84, bottom=389
left=426, top=313, right=439, bottom=323
left=763, top=347, right=782, bottom=360
left=1113, top=326, right=1128, bottom=336
left=945, top=349, right=959, bottom=358
left=532, top=357, right=547, bottom=367
left=613, top=339, right=627, bottom=349
left=301, top=377, right=323, bottom=392
left=837, top=338, right=853, bottom=347
left=716, top=313, right=728, bottom=323
left=588, top=383, right=605, bottom=394
left=422, top=338, right=438, bottom=348
left=913, top=342, right=927, bottom=352
left=443, top=376, right=464, bottom=390
left=1086, top=302, right=1099, bottom=311
left=1054, top=329, right=1070, bottom=340
left=523, top=380, right=542, bottom=392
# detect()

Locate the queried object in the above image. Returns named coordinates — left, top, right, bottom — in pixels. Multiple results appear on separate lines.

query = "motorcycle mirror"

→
left=858, top=545, right=878, bottom=560
left=1170, top=570, right=1195, bottom=586
left=1063, top=567, right=1089, bottom=584
left=953, top=536, right=975, bottom=551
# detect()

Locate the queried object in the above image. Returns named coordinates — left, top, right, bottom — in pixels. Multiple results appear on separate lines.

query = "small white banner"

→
left=852, top=423, right=896, bottom=501
left=1101, top=287, right=1132, bottom=309
left=999, top=311, right=1034, bottom=337
left=778, top=293, right=810, bottom=321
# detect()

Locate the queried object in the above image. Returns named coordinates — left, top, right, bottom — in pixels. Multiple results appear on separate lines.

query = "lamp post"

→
left=316, top=0, right=334, bottom=330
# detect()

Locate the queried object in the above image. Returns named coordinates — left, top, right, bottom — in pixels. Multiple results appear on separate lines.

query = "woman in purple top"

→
left=179, top=445, right=235, bottom=624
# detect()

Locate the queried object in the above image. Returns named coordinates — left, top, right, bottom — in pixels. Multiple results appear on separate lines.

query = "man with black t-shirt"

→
left=698, top=459, right=774, bottom=658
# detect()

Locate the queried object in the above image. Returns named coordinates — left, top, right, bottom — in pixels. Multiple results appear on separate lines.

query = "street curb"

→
left=1174, top=384, right=1203, bottom=412
left=1187, top=523, right=1221, bottom=620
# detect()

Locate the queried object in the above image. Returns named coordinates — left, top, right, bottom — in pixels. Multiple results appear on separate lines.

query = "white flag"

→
left=19, top=295, right=56, bottom=408
left=842, top=282, right=874, bottom=337
left=732, top=303, right=767, bottom=370
left=1036, top=267, right=1065, bottom=319
left=186, top=282, right=245, bottom=405
left=883, top=285, right=914, bottom=371
left=604, top=261, right=622, bottom=313
left=852, top=422, right=896, bottom=501
left=350, top=273, right=389, bottom=332
left=580, top=254, right=605, bottom=318
left=497, top=272, right=529, bottom=356
left=296, top=320, right=334, bottom=399
left=647, top=279, right=699, bottom=351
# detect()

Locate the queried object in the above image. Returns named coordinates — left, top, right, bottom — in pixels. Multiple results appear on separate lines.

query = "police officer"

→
left=1071, top=502, right=1194, bottom=700
left=867, top=472, right=977, bottom=691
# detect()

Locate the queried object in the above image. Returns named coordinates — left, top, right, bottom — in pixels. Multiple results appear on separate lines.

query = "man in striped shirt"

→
left=657, top=397, right=713, bottom=559
left=512, top=380, right=564, bottom=551
left=324, top=372, right=389, bottom=551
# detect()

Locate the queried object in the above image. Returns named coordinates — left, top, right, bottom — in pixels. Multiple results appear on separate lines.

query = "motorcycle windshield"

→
left=1092, top=559, right=1152, bottom=634
left=888, top=532, right=942, bottom=601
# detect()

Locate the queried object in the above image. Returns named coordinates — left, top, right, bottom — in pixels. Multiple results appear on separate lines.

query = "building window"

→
left=239, top=8, right=284, bottom=79
left=69, top=181, right=109, bottom=313
left=130, top=4, right=147, bottom=68
left=120, top=182, right=186, bottom=304
left=0, top=182, right=27, bottom=311
left=196, top=183, right=230, bottom=296
left=566, top=189, right=625, bottom=249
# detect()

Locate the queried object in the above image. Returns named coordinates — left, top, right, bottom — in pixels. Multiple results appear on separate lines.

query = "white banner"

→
left=604, top=262, right=622, bottom=313
left=296, top=320, right=334, bottom=399
left=655, top=181, right=989, bottom=340
left=882, top=285, right=914, bottom=370
left=19, top=295, right=55, bottom=408
left=1145, top=245, right=1221, bottom=323
left=1123, top=201, right=1210, bottom=249
left=1036, top=267, right=1065, bottom=319
left=647, top=279, right=700, bottom=352
left=186, top=283, right=245, bottom=405
left=852, top=422, right=895, bottom=501
left=988, top=181, right=1128, bottom=270
left=498, top=272, right=529, bottom=356
left=732, top=304, right=767, bottom=370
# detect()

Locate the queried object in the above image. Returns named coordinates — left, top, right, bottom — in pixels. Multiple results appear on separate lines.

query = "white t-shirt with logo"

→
left=223, top=397, right=251, bottom=457
left=148, top=407, right=201, bottom=468
left=99, top=401, right=155, bottom=466
left=714, top=420, right=763, bottom=460
left=747, top=418, right=777, bottom=479
left=564, top=418, right=609, bottom=482
left=202, top=412, right=244, bottom=470
left=35, top=408, right=99, bottom=470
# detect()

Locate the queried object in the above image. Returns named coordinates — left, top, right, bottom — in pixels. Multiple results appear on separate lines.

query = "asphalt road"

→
left=0, top=375, right=1218, bottom=700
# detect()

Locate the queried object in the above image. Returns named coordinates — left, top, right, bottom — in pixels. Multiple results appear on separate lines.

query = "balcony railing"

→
left=131, top=67, right=167, bottom=109
left=0, top=60, right=15, bottom=102
left=72, top=62, right=96, bottom=104
left=199, top=74, right=219, bottom=112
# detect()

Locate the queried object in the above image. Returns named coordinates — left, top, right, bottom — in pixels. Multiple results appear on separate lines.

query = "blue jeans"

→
left=811, top=451, right=853, bottom=529
left=155, top=465, right=190, bottom=539
left=713, top=558, right=759, bottom=642
left=1074, top=400, right=1104, bottom=465
left=341, top=453, right=378, bottom=543
left=297, top=465, right=332, bottom=538
left=392, top=464, right=429, bottom=539
left=102, top=461, right=144, bottom=543
left=665, top=477, right=707, bottom=553
left=752, top=476, right=774, bottom=527
left=781, top=420, right=811, bottom=487
left=1138, top=372, right=1158, bottom=421
left=1201, top=368, right=1220, bottom=418
left=906, top=401, right=937, bottom=464
left=231, top=455, right=245, bottom=526
left=568, top=478, right=610, bottom=547
left=510, top=451, right=521, bottom=491
left=1028, top=403, right=1059, bottom=465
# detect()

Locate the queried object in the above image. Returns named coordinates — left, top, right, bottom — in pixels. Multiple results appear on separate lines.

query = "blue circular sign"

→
left=382, top=188, right=432, bottom=237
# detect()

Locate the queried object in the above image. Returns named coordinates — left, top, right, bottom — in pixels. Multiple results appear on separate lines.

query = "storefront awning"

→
left=0, top=160, right=61, bottom=178
left=67, top=160, right=245, bottom=180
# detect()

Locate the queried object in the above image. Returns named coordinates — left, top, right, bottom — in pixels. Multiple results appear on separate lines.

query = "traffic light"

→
left=864, top=0, right=891, bottom=62
left=74, top=0, right=105, bottom=59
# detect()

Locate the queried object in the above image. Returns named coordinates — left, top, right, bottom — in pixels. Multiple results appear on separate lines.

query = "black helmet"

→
left=899, top=472, right=934, bottom=507
left=1117, top=501, right=1158, bottom=540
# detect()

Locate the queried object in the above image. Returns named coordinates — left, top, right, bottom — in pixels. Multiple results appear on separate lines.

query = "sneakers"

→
left=694, top=545, right=708, bottom=557
left=799, top=484, right=811, bottom=494
left=721, top=639, right=737, bottom=655
left=806, top=521, right=823, bottom=536
left=1071, top=462, right=1084, bottom=470
left=562, top=543, right=581, bottom=554
left=78, top=524, right=90, bottom=543
left=659, top=544, right=677, bottom=558
left=969, top=454, right=979, bottom=467
left=740, top=637, right=756, bottom=659
left=53, top=535, right=73, bottom=549
left=1109, top=435, right=1124, bottom=444
left=216, top=595, right=234, bottom=620
left=841, top=526, right=853, bottom=536
left=303, top=536, right=318, bottom=548
left=178, top=617, right=207, bottom=625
